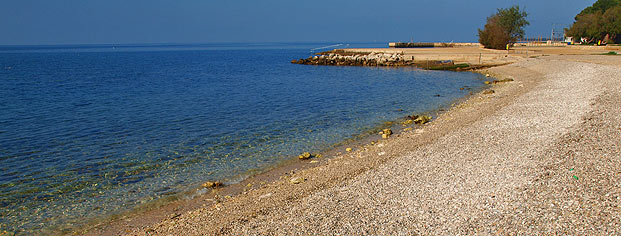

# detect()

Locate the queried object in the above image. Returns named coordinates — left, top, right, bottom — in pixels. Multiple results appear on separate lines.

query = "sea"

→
left=0, top=42, right=487, bottom=234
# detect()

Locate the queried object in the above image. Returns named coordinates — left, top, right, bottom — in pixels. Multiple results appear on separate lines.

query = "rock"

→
left=403, top=119, right=413, bottom=125
left=484, top=81, right=491, bottom=84
left=346, top=147, right=353, bottom=152
left=414, top=115, right=432, bottom=124
left=483, top=89, right=495, bottom=95
left=291, top=60, right=298, bottom=64
left=403, top=127, right=413, bottom=132
left=381, top=129, right=392, bottom=139
left=298, top=152, right=312, bottom=160
left=202, top=181, right=223, bottom=188
left=485, top=74, right=490, bottom=77
left=290, top=177, right=305, bottom=184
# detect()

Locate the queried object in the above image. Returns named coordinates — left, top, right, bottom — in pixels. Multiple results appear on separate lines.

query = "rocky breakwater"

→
left=291, top=52, right=408, bottom=66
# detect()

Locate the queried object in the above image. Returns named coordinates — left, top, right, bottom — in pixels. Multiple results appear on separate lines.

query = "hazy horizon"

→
left=1, top=0, right=596, bottom=46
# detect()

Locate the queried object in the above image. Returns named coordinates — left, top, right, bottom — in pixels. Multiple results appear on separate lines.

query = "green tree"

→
left=478, top=6, right=529, bottom=49
left=577, top=0, right=619, bottom=17
left=566, top=0, right=621, bottom=43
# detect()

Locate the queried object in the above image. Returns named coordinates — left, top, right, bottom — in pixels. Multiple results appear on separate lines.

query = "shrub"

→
left=478, top=6, right=529, bottom=49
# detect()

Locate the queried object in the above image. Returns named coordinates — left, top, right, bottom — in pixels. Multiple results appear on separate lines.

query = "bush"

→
left=478, top=6, right=529, bottom=50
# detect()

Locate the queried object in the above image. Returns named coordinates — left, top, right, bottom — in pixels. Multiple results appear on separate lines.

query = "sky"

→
left=0, top=0, right=597, bottom=45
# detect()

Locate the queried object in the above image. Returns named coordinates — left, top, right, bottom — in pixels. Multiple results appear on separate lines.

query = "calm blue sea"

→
left=0, top=43, right=486, bottom=234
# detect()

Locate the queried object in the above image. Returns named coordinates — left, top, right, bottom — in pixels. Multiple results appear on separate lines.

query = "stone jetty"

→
left=292, top=52, right=408, bottom=66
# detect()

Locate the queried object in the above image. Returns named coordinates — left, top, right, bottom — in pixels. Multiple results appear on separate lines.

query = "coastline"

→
left=80, top=47, right=621, bottom=235
left=72, top=66, right=489, bottom=236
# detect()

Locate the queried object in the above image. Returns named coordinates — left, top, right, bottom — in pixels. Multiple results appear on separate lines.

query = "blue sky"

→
left=1, top=0, right=596, bottom=45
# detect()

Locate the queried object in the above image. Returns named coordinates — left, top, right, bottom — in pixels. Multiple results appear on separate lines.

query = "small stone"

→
left=246, top=183, right=252, bottom=188
left=485, top=74, right=490, bottom=77
left=298, top=152, right=312, bottom=160
left=484, top=81, right=491, bottom=84
left=310, top=160, right=319, bottom=163
left=403, top=127, right=413, bottom=132
left=290, top=177, right=305, bottom=184
left=403, top=119, right=413, bottom=125
left=382, top=133, right=390, bottom=139
left=346, top=147, right=353, bottom=152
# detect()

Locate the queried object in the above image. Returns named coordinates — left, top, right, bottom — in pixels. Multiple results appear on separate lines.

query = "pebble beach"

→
left=84, top=48, right=621, bottom=235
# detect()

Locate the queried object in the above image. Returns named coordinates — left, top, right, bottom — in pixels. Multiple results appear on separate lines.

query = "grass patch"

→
left=601, top=51, right=618, bottom=55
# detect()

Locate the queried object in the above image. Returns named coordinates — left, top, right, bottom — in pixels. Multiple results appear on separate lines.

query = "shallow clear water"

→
left=0, top=43, right=486, bottom=234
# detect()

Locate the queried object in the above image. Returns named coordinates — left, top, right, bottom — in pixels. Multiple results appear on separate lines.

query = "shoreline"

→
left=80, top=47, right=620, bottom=235
left=72, top=68, right=490, bottom=236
